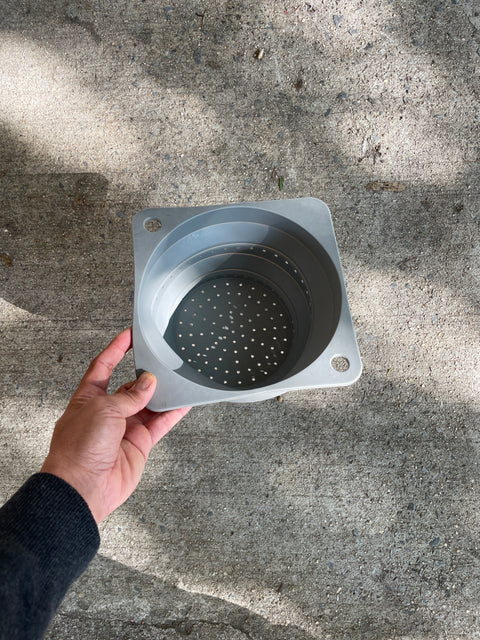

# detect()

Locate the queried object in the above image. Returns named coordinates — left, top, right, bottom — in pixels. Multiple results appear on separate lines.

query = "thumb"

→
left=112, top=372, right=157, bottom=417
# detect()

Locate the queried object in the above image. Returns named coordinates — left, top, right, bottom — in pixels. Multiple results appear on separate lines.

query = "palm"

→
left=106, top=411, right=167, bottom=512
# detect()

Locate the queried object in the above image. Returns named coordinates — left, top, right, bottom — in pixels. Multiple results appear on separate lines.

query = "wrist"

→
left=41, top=458, right=103, bottom=523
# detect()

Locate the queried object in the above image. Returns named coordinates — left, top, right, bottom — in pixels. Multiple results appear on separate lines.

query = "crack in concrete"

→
left=56, top=611, right=255, bottom=638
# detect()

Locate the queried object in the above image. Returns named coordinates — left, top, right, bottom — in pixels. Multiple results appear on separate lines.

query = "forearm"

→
left=0, top=473, right=100, bottom=639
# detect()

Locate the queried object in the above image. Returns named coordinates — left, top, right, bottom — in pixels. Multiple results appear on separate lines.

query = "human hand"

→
left=41, top=328, right=190, bottom=523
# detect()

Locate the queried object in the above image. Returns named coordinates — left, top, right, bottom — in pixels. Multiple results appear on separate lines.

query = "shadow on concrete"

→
left=1, top=0, right=479, bottom=313
left=2, top=366, right=479, bottom=638
left=118, top=371, right=479, bottom=638
left=1, top=0, right=479, bottom=638
left=46, top=553, right=314, bottom=639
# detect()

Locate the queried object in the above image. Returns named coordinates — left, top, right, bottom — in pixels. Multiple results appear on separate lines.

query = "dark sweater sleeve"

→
left=0, top=473, right=100, bottom=640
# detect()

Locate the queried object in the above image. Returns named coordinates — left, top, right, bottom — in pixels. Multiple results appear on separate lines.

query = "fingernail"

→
left=136, top=373, right=155, bottom=391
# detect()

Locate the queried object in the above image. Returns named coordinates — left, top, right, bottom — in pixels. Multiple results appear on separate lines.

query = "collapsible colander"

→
left=132, top=198, right=361, bottom=411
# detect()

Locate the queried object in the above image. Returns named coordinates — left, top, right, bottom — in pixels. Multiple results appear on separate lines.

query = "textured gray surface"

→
left=1, top=0, right=479, bottom=638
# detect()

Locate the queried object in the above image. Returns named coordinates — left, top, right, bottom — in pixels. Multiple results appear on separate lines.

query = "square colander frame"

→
left=132, top=197, right=362, bottom=411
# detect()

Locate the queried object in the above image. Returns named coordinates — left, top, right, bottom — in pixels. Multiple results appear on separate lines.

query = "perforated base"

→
left=166, top=276, right=293, bottom=389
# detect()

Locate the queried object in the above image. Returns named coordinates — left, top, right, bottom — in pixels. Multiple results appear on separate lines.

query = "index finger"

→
left=76, top=328, right=133, bottom=396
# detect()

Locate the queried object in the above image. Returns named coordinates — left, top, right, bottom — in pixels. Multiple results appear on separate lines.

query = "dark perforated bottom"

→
left=167, top=276, right=293, bottom=388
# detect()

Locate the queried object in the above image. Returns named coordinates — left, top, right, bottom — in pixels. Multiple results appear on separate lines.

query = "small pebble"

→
left=333, top=14, right=344, bottom=27
left=193, top=48, right=202, bottom=64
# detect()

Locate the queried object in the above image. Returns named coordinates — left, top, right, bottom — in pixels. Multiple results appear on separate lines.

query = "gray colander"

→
left=132, top=198, right=361, bottom=411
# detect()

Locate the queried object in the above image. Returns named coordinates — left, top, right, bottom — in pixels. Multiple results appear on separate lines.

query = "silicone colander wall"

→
left=133, top=199, right=361, bottom=411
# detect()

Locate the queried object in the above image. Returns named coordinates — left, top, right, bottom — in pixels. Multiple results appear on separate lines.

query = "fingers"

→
left=110, top=372, right=158, bottom=417
left=77, top=328, right=133, bottom=396
left=144, top=406, right=191, bottom=447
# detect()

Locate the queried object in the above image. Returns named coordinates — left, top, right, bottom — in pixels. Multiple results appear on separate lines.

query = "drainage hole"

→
left=331, top=356, right=350, bottom=372
left=144, top=218, right=162, bottom=232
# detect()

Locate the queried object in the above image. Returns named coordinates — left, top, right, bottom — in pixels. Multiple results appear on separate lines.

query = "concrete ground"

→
left=1, top=0, right=479, bottom=638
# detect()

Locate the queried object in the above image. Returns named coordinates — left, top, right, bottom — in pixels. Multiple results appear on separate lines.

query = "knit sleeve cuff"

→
left=0, top=472, right=100, bottom=583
